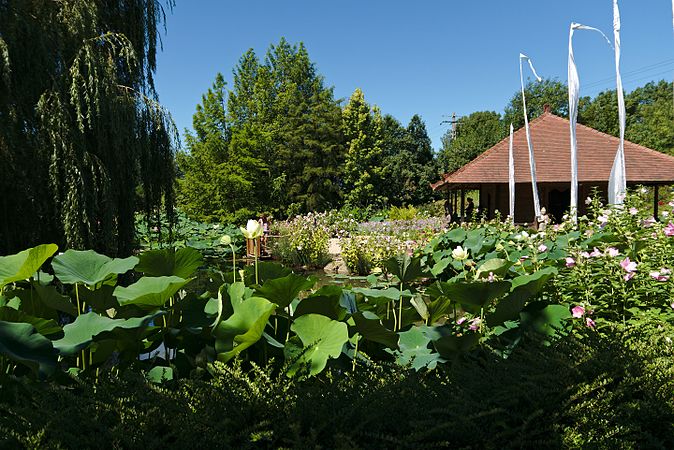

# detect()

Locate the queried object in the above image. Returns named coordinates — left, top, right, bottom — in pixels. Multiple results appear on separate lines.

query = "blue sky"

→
left=155, top=0, right=674, bottom=149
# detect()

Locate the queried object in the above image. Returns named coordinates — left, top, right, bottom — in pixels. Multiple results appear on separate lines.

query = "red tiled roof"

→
left=433, top=112, right=674, bottom=189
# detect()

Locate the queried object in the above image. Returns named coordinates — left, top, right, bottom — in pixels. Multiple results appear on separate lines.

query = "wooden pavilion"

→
left=432, top=106, right=674, bottom=223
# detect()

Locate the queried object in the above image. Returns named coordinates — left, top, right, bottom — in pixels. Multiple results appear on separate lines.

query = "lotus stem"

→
left=231, top=244, right=237, bottom=283
left=75, top=283, right=81, bottom=316
left=352, top=337, right=359, bottom=372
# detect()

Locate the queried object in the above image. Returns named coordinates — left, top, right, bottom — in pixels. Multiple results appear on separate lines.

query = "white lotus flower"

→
left=451, top=245, right=469, bottom=261
left=241, top=219, right=263, bottom=239
left=220, top=235, right=232, bottom=246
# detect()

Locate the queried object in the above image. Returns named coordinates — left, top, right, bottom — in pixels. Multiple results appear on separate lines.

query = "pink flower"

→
left=487, top=272, right=495, bottom=282
left=468, top=317, right=482, bottom=331
left=629, top=207, right=638, bottom=215
left=456, top=317, right=467, bottom=325
left=624, top=272, right=635, bottom=281
left=538, top=244, right=548, bottom=252
left=620, top=257, right=637, bottom=273
left=670, top=302, right=674, bottom=310
left=606, top=247, right=620, bottom=257
left=586, top=317, right=596, bottom=328
left=565, top=257, right=576, bottom=268
left=642, top=217, right=657, bottom=228
left=571, top=305, right=585, bottom=318
left=589, top=247, right=602, bottom=257
left=650, top=271, right=670, bottom=282
left=664, top=222, right=674, bottom=237
left=580, top=251, right=591, bottom=258
left=597, top=215, right=609, bottom=227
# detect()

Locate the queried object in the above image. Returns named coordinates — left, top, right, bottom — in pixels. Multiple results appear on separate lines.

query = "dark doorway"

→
left=548, top=188, right=570, bottom=223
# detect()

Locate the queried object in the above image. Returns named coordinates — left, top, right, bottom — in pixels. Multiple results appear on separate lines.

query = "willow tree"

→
left=0, top=0, right=176, bottom=256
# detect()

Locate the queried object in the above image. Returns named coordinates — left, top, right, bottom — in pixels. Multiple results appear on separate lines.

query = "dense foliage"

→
left=177, top=40, right=439, bottom=220
left=438, top=78, right=674, bottom=173
left=0, top=0, right=177, bottom=256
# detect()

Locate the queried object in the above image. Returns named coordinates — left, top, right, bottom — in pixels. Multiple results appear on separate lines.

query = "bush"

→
left=388, top=205, right=418, bottom=221
left=2, top=324, right=673, bottom=449
left=270, top=212, right=331, bottom=268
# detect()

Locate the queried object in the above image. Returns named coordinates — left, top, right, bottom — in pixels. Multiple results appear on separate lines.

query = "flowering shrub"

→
left=341, top=234, right=414, bottom=275
left=270, top=212, right=331, bottom=268
left=554, top=189, right=674, bottom=327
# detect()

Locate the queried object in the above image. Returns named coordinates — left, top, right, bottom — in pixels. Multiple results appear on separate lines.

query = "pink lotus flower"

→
left=565, top=257, right=576, bottom=268
left=606, top=247, right=620, bottom=257
left=664, top=222, right=674, bottom=237
left=538, top=244, right=548, bottom=252
left=586, top=317, right=596, bottom=328
left=571, top=305, right=585, bottom=318
left=468, top=317, right=482, bottom=331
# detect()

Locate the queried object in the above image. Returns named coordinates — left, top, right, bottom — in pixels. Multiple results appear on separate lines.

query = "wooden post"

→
left=654, top=185, right=660, bottom=221
left=460, top=189, right=466, bottom=223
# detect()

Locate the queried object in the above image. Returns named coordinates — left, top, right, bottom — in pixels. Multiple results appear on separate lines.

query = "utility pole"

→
left=440, top=112, right=460, bottom=139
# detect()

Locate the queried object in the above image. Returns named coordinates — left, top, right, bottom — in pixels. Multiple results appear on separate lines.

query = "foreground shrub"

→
left=2, top=324, right=672, bottom=449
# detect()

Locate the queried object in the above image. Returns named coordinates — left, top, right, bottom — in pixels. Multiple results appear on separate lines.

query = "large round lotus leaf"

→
left=134, top=247, right=203, bottom=278
left=287, top=314, right=348, bottom=376
left=254, top=273, right=316, bottom=309
left=385, top=326, right=443, bottom=371
left=114, top=276, right=191, bottom=309
left=53, top=250, right=138, bottom=287
left=0, top=320, right=57, bottom=377
left=0, top=244, right=58, bottom=289
left=213, top=295, right=276, bottom=362
left=52, top=311, right=161, bottom=355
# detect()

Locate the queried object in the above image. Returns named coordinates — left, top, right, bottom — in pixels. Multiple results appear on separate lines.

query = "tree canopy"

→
left=0, top=0, right=177, bottom=256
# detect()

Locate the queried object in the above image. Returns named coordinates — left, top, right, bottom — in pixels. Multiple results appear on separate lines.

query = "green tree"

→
left=0, top=0, right=176, bottom=255
left=503, top=78, right=572, bottom=129
left=342, top=89, right=385, bottom=208
left=438, top=111, right=505, bottom=174
left=176, top=74, right=261, bottom=223
left=381, top=115, right=437, bottom=205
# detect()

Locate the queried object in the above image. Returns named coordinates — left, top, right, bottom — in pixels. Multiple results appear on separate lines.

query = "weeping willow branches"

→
left=0, top=0, right=176, bottom=256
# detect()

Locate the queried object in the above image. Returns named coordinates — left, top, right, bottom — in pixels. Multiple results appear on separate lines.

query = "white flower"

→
left=220, top=235, right=232, bottom=246
left=451, top=245, right=469, bottom=261
left=585, top=197, right=592, bottom=205
left=240, top=219, right=263, bottom=239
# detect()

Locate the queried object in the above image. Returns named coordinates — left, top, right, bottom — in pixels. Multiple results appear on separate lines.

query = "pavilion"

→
left=432, top=106, right=674, bottom=223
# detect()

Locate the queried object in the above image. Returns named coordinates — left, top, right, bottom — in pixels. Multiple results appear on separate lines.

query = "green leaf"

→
left=244, top=261, right=292, bottom=285
left=294, top=285, right=346, bottom=320
left=351, top=287, right=404, bottom=301
left=410, top=295, right=429, bottom=321
left=486, top=267, right=558, bottom=327
left=0, top=307, right=62, bottom=336
left=0, top=244, right=58, bottom=290
left=114, top=276, right=191, bottom=309
left=254, top=273, right=316, bottom=309
left=213, top=296, right=276, bottom=362
left=444, top=228, right=467, bottom=243
left=287, top=314, right=348, bottom=376
left=476, top=258, right=514, bottom=279
left=351, top=311, right=399, bottom=349
left=520, top=304, right=571, bottom=338
left=135, top=247, right=203, bottom=278
left=427, top=296, right=454, bottom=325
left=0, top=320, right=57, bottom=377
left=53, top=250, right=138, bottom=287
left=383, top=255, right=426, bottom=285
left=430, top=257, right=452, bottom=277
left=33, top=283, right=78, bottom=316
left=440, top=280, right=511, bottom=314
left=147, top=366, right=174, bottom=383
left=433, top=332, right=481, bottom=358
left=52, top=312, right=161, bottom=355
left=386, top=326, right=443, bottom=371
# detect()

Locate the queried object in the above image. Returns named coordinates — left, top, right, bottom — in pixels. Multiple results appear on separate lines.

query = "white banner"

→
left=608, top=0, right=627, bottom=204
left=568, top=23, right=611, bottom=221
left=509, top=123, right=515, bottom=223
left=519, top=53, right=542, bottom=219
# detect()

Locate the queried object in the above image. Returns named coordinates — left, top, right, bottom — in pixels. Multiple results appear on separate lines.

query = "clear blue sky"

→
left=155, top=0, right=674, bottom=149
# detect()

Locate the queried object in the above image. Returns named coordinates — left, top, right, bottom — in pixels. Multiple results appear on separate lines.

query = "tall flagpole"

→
left=519, top=53, right=542, bottom=220
left=608, top=0, right=627, bottom=205
left=568, top=23, right=611, bottom=222
left=508, top=123, right=515, bottom=223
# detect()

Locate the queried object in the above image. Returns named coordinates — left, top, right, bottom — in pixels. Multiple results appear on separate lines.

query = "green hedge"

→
left=2, top=325, right=673, bottom=449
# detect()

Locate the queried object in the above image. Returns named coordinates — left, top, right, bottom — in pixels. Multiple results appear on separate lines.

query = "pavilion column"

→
left=461, top=189, right=466, bottom=223
left=654, top=185, right=659, bottom=220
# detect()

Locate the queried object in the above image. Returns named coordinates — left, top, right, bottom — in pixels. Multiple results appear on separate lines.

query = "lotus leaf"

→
left=114, top=276, right=192, bottom=309
left=53, top=249, right=138, bottom=287
left=287, top=314, right=348, bottom=376
left=0, top=244, right=58, bottom=290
